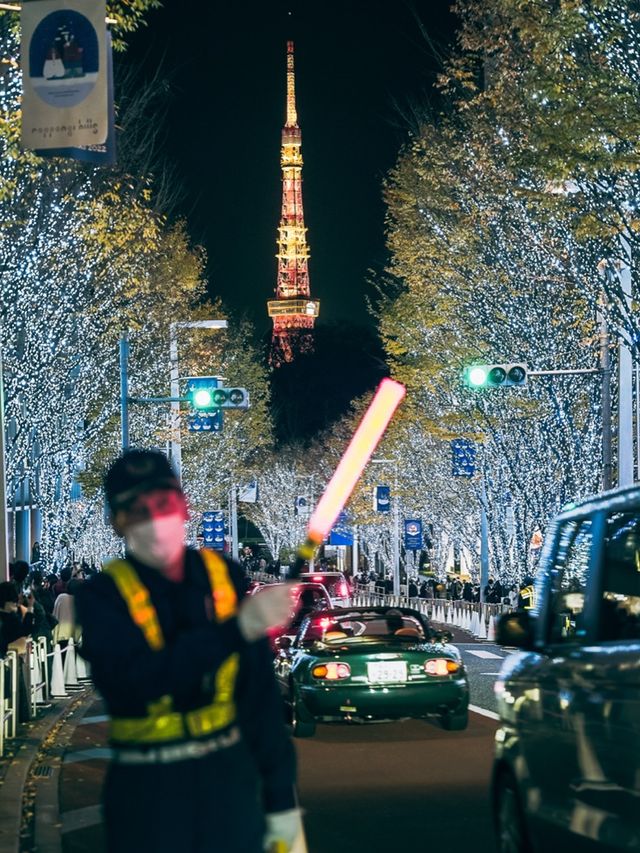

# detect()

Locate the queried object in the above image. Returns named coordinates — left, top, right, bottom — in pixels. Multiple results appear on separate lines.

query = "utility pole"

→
left=616, top=251, right=634, bottom=487
left=229, top=484, right=239, bottom=561
left=479, top=475, right=489, bottom=603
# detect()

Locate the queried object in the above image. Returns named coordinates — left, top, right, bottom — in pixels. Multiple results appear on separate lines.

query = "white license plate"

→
left=367, top=661, right=407, bottom=684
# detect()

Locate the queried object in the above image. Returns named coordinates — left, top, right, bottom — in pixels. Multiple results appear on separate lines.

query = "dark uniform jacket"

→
left=75, top=549, right=296, bottom=814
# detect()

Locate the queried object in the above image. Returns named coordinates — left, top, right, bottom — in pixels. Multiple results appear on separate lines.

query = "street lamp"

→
left=169, top=320, right=227, bottom=482
left=370, top=458, right=400, bottom=596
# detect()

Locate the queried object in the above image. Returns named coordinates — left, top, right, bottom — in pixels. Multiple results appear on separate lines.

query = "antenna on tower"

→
left=286, top=40, right=297, bottom=127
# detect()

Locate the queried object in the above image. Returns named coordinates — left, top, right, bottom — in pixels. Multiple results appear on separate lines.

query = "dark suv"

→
left=493, top=486, right=640, bottom=852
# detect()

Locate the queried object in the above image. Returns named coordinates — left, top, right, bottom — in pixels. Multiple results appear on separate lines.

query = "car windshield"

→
left=300, top=611, right=427, bottom=646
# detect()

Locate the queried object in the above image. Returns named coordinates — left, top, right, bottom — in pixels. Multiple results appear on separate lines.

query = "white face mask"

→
left=125, top=513, right=186, bottom=569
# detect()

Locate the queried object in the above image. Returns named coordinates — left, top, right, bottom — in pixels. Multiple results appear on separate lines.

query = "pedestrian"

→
left=0, top=581, right=34, bottom=657
left=52, top=579, right=81, bottom=649
left=31, top=541, right=41, bottom=566
left=408, top=578, right=418, bottom=599
left=53, top=565, right=71, bottom=598
left=75, top=449, right=302, bottom=853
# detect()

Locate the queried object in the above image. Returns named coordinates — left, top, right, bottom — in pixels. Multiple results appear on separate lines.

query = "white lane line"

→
left=79, top=714, right=109, bottom=725
left=469, top=704, right=500, bottom=721
left=480, top=672, right=501, bottom=675
left=64, top=747, right=112, bottom=764
left=61, top=804, right=102, bottom=834
left=464, top=650, right=504, bottom=659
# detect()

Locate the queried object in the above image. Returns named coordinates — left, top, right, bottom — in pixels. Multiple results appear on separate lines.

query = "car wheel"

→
left=494, top=770, right=531, bottom=853
left=441, top=707, right=468, bottom=731
left=291, top=694, right=316, bottom=738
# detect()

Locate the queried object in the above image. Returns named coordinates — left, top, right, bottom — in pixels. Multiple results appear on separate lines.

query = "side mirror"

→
left=277, top=636, right=292, bottom=651
left=496, top=611, right=536, bottom=649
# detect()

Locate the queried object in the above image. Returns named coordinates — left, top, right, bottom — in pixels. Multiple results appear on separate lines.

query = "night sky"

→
left=127, top=1, right=456, bottom=332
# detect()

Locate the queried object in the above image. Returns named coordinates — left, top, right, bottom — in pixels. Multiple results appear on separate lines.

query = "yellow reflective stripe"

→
left=110, top=710, right=185, bottom=744
left=103, top=560, right=165, bottom=651
left=185, top=653, right=239, bottom=737
left=200, top=549, right=238, bottom=622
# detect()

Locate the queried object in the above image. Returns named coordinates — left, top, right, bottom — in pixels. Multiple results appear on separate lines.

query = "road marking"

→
left=469, top=704, right=500, bottom=721
left=61, top=804, right=102, bottom=834
left=464, top=650, right=504, bottom=659
left=79, top=714, right=109, bottom=725
left=480, top=672, right=501, bottom=675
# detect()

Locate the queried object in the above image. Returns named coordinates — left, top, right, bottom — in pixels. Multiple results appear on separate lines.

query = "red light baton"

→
left=290, top=378, right=406, bottom=578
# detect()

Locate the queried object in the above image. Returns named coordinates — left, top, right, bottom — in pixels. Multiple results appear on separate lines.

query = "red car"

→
left=251, top=582, right=332, bottom=653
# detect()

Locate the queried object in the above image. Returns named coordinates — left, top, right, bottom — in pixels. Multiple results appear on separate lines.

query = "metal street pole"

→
left=479, top=475, right=489, bottom=603
left=0, top=349, right=10, bottom=580
left=169, top=320, right=227, bottom=484
left=598, top=304, right=613, bottom=491
left=370, top=458, right=400, bottom=595
left=119, top=335, right=130, bottom=450
left=230, top=484, right=239, bottom=561
left=352, top=525, right=359, bottom=577
left=617, top=255, right=634, bottom=487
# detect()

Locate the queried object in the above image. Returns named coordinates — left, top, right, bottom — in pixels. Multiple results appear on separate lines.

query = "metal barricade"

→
left=27, top=637, right=50, bottom=716
left=0, top=651, right=18, bottom=757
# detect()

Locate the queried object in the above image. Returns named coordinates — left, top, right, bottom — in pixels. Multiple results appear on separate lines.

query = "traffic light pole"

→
left=119, top=335, right=130, bottom=450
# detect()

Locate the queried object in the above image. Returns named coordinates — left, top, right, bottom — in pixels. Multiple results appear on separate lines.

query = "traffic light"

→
left=210, top=387, right=250, bottom=409
left=463, top=363, right=527, bottom=389
left=186, top=376, right=219, bottom=411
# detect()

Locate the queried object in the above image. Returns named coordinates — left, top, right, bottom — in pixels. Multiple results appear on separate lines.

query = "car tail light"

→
left=339, top=583, right=349, bottom=597
left=313, top=576, right=323, bottom=582
left=424, top=658, right=460, bottom=676
left=312, top=662, right=351, bottom=680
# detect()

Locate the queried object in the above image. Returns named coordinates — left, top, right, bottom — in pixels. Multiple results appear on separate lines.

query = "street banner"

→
left=202, top=510, right=225, bottom=551
left=294, top=495, right=311, bottom=519
left=21, top=0, right=108, bottom=151
left=34, top=29, right=115, bottom=163
left=451, top=439, right=476, bottom=477
left=329, top=510, right=353, bottom=547
left=373, top=485, right=390, bottom=513
left=404, top=519, right=423, bottom=551
left=238, top=481, right=258, bottom=503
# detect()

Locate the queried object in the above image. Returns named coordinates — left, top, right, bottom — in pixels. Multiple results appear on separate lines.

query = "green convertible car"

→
left=274, top=606, right=469, bottom=737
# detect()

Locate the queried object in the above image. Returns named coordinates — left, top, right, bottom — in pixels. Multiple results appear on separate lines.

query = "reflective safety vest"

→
left=520, top=585, right=535, bottom=610
left=102, top=549, right=239, bottom=746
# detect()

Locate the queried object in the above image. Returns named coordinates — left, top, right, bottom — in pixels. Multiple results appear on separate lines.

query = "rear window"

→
left=301, top=575, right=349, bottom=597
left=600, top=511, right=640, bottom=641
left=299, top=611, right=426, bottom=647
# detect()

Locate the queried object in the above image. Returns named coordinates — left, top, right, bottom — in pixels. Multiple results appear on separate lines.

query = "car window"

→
left=599, top=511, right=640, bottom=641
left=299, top=612, right=426, bottom=646
left=549, top=519, right=591, bottom=644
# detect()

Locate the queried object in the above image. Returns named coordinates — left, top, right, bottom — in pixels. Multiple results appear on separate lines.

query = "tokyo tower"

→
left=267, top=41, right=320, bottom=366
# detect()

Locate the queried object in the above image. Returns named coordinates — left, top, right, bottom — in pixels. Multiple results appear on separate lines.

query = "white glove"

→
left=263, top=808, right=304, bottom=852
left=238, top=584, right=297, bottom=642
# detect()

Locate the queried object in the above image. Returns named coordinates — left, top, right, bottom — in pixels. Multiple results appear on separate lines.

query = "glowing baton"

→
left=291, top=378, right=406, bottom=576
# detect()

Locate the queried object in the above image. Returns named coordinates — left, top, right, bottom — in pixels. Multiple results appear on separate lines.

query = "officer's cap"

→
left=104, top=449, right=181, bottom=513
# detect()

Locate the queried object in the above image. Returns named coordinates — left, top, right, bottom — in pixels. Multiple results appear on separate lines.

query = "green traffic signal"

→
left=464, top=363, right=528, bottom=389
left=467, top=366, right=489, bottom=387
left=193, top=388, right=214, bottom=409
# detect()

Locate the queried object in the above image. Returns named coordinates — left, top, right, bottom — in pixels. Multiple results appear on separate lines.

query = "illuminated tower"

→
left=268, top=40, right=320, bottom=366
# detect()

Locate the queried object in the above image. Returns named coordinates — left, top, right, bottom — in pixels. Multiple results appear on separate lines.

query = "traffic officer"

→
left=518, top=576, right=536, bottom=610
left=76, top=449, right=303, bottom=853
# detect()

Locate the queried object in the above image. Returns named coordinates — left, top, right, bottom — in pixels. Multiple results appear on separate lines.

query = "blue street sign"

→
left=188, top=410, right=223, bottom=433
left=329, top=510, right=353, bottom=546
left=202, top=510, right=226, bottom=550
left=373, top=485, right=391, bottom=513
left=404, top=519, right=423, bottom=551
left=451, top=439, right=476, bottom=477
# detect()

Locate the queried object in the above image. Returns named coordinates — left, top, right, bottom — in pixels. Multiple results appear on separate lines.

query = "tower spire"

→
left=286, top=40, right=297, bottom=127
left=267, top=41, right=320, bottom=366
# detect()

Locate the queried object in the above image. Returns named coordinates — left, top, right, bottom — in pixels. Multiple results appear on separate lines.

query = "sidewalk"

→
left=0, top=687, right=94, bottom=853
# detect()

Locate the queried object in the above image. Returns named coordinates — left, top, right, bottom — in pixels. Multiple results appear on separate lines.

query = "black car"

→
left=493, top=485, right=640, bottom=852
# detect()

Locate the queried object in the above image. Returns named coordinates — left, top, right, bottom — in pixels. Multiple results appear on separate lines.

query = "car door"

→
left=523, top=516, right=595, bottom=845
left=566, top=508, right=640, bottom=849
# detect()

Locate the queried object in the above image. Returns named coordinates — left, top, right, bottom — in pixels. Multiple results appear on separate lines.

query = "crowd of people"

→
left=352, top=570, right=523, bottom=607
